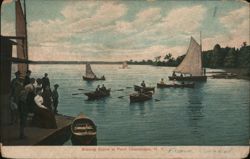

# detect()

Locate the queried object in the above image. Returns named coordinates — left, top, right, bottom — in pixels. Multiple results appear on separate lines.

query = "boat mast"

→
left=200, top=31, right=205, bottom=76
left=200, top=31, right=202, bottom=52
left=23, top=0, right=29, bottom=65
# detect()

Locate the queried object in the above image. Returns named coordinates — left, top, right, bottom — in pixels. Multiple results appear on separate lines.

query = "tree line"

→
left=128, top=42, right=250, bottom=72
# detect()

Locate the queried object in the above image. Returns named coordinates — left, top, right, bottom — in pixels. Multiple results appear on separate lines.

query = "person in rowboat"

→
left=160, top=78, right=165, bottom=84
left=172, top=71, right=176, bottom=77
left=100, top=84, right=107, bottom=92
left=141, top=81, right=146, bottom=88
left=95, top=85, right=100, bottom=92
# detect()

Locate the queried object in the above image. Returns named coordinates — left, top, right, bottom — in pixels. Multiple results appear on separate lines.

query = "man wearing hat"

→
left=42, top=73, right=50, bottom=90
left=52, top=84, right=59, bottom=114
left=24, top=70, right=32, bottom=86
left=10, top=71, right=23, bottom=105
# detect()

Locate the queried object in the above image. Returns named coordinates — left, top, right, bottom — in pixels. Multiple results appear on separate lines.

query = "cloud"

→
left=1, top=21, right=15, bottom=35
left=2, top=0, right=13, bottom=4
left=28, top=1, right=127, bottom=44
left=203, top=6, right=249, bottom=50
left=115, top=21, right=135, bottom=34
left=114, top=7, right=161, bottom=34
left=116, top=5, right=206, bottom=48
left=161, top=5, right=206, bottom=34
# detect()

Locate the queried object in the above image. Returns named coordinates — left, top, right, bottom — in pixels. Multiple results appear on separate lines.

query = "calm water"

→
left=13, top=64, right=249, bottom=145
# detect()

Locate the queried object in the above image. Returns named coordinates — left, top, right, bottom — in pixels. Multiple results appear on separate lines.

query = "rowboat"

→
left=130, top=91, right=153, bottom=103
left=157, top=82, right=195, bottom=88
left=212, top=73, right=237, bottom=79
left=84, top=89, right=111, bottom=100
left=82, top=76, right=105, bottom=81
left=71, top=114, right=97, bottom=145
left=134, top=85, right=155, bottom=92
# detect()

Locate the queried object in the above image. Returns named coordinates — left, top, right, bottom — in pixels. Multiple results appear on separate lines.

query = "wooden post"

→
left=0, top=37, right=15, bottom=126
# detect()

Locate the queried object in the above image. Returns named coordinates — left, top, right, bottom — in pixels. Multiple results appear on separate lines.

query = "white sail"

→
left=16, top=0, right=28, bottom=78
left=122, top=61, right=128, bottom=69
left=174, top=37, right=203, bottom=76
left=85, top=63, right=96, bottom=78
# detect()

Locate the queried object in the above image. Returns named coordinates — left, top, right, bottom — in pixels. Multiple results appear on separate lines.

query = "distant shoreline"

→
left=23, top=61, right=250, bottom=80
left=28, top=61, right=123, bottom=64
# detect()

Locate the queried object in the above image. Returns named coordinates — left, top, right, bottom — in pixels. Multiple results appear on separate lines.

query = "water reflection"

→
left=186, top=82, right=205, bottom=138
left=129, top=102, right=146, bottom=115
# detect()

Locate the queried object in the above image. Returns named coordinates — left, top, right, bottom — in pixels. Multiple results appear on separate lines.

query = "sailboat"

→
left=168, top=36, right=207, bottom=81
left=82, top=63, right=105, bottom=81
left=120, top=61, right=128, bottom=69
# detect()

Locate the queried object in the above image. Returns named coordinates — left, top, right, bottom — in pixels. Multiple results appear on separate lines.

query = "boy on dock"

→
left=52, top=84, right=59, bottom=114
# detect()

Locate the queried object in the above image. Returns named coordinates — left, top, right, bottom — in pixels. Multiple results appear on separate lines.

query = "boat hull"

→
left=157, top=83, right=195, bottom=88
left=168, top=76, right=207, bottom=81
left=82, top=76, right=105, bottom=81
left=134, top=85, right=155, bottom=92
left=212, top=73, right=237, bottom=79
left=130, top=92, right=153, bottom=103
left=84, top=89, right=111, bottom=100
left=71, top=115, right=97, bottom=145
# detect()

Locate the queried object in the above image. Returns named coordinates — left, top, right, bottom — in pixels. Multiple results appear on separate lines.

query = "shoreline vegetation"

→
left=127, top=43, right=250, bottom=80
left=23, top=43, right=249, bottom=80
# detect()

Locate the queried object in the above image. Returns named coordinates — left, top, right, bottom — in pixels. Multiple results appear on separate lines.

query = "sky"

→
left=1, top=0, right=249, bottom=61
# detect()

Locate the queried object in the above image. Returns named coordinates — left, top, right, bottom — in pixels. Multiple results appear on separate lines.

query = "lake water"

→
left=13, top=64, right=249, bottom=145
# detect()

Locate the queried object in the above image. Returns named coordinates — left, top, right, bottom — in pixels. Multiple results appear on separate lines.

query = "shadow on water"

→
left=186, top=82, right=205, bottom=138
left=129, top=102, right=146, bottom=115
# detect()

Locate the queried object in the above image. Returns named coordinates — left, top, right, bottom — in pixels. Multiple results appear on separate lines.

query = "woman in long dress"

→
left=32, top=87, right=57, bottom=129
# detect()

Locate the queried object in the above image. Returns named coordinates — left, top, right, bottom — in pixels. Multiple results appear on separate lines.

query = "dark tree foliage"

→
left=128, top=43, right=250, bottom=71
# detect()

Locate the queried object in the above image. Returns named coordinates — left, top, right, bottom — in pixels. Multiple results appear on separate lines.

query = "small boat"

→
left=157, top=82, right=195, bottom=88
left=212, top=73, right=237, bottom=79
left=120, top=61, right=128, bottom=69
left=134, top=85, right=155, bottom=92
left=82, top=63, right=105, bottom=81
left=130, top=91, right=153, bottom=103
left=168, top=36, right=207, bottom=81
left=71, top=114, right=97, bottom=145
left=82, top=76, right=105, bottom=81
left=84, top=89, right=111, bottom=100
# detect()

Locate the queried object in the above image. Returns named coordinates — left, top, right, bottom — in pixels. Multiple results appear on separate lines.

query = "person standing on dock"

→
left=25, top=78, right=36, bottom=113
left=42, top=73, right=50, bottom=89
left=11, top=71, right=23, bottom=104
left=42, top=85, right=53, bottom=111
left=24, top=70, right=32, bottom=86
left=33, top=87, right=57, bottom=129
left=18, top=88, right=29, bottom=139
left=52, top=84, right=59, bottom=114
left=36, top=78, right=43, bottom=89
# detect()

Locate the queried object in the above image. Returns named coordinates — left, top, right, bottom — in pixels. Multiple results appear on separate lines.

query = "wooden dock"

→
left=1, top=114, right=74, bottom=145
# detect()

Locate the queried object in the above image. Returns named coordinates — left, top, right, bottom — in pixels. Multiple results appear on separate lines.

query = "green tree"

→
left=211, top=44, right=227, bottom=68
left=224, top=48, right=237, bottom=68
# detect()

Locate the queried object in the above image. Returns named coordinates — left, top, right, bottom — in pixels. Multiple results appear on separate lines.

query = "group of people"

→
left=172, top=71, right=184, bottom=77
left=95, top=84, right=107, bottom=93
left=10, top=70, right=60, bottom=139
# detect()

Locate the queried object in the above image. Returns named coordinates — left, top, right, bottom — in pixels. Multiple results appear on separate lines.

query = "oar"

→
left=72, top=92, right=85, bottom=95
left=154, top=99, right=160, bottom=102
left=126, top=87, right=132, bottom=89
left=113, top=89, right=124, bottom=91
left=78, top=88, right=85, bottom=90
left=118, top=94, right=131, bottom=98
